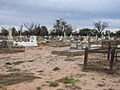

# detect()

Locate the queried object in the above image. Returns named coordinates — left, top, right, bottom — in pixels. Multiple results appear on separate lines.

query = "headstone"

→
left=7, top=27, right=14, bottom=48
left=86, top=35, right=90, bottom=41
left=70, top=35, right=73, bottom=38
left=101, top=33, right=105, bottom=40
left=90, top=36, right=94, bottom=42
left=95, top=34, right=98, bottom=42
left=80, top=41, right=90, bottom=49
left=59, top=36, right=63, bottom=42
left=30, top=36, right=37, bottom=42
left=7, top=27, right=13, bottom=41
left=64, top=32, right=66, bottom=38
left=70, top=37, right=78, bottom=49
left=0, top=40, right=8, bottom=48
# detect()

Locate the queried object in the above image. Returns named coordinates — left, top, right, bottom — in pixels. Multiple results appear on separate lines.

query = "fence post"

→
left=109, top=48, right=115, bottom=73
left=83, top=47, right=88, bottom=71
left=107, top=43, right=111, bottom=60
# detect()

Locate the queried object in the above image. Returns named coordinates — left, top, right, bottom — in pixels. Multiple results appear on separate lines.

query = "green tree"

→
left=110, top=32, right=116, bottom=37
left=64, top=24, right=72, bottom=36
left=33, top=25, right=41, bottom=36
left=105, top=30, right=110, bottom=36
left=50, top=30, right=56, bottom=36
left=53, top=19, right=63, bottom=36
left=79, top=28, right=91, bottom=36
left=18, top=25, right=23, bottom=36
left=40, top=26, right=48, bottom=36
left=24, top=22, right=38, bottom=35
left=1, top=27, right=8, bottom=36
left=12, top=27, right=19, bottom=36
left=91, top=29, right=99, bottom=36
left=116, top=30, right=120, bottom=37
left=53, top=19, right=73, bottom=36
left=22, top=30, right=29, bottom=36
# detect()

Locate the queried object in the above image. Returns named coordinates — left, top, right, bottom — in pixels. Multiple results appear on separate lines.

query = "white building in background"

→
left=13, top=36, right=37, bottom=46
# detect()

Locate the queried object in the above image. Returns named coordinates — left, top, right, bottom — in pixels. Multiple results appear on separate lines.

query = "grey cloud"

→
left=0, top=0, right=120, bottom=30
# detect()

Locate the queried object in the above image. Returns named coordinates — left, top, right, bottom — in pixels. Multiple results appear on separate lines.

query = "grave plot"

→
left=49, top=38, right=70, bottom=47
left=13, top=36, right=38, bottom=47
left=0, top=28, right=25, bottom=53
left=0, top=40, right=25, bottom=53
left=0, top=46, right=25, bottom=53
left=51, top=36, right=94, bottom=56
left=50, top=41, right=66, bottom=47
left=51, top=47, right=84, bottom=56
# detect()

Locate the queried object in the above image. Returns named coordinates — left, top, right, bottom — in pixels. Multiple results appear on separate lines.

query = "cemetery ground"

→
left=0, top=45, right=120, bottom=90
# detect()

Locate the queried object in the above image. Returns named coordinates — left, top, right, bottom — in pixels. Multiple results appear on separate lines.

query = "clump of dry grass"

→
left=53, top=67, right=60, bottom=71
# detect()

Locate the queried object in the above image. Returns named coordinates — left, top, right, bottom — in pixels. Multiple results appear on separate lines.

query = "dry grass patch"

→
left=49, top=81, right=59, bottom=87
left=0, top=72, right=40, bottom=86
left=13, top=61, right=25, bottom=65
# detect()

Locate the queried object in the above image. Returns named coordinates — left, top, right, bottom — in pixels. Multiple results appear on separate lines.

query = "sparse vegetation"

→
left=53, top=67, right=60, bottom=71
left=37, top=70, right=44, bottom=72
left=77, top=63, right=83, bottom=67
left=40, top=42, right=47, bottom=45
left=13, top=61, right=25, bottom=65
left=57, top=89, right=65, bottom=90
left=49, top=81, right=59, bottom=87
left=97, top=83, right=105, bottom=87
left=108, top=88, right=115, bottom=90
left=46, top=81, right=50, bottom=83
left=7, top=68, right=21, bottom=72
left=5, top=62, right=12, bottom=65
left=36, top=86, right=41, bottom=90
left=117, top=79, right=120, bottom=83
left=91, top=77, right=95, bottom=80
left=65, top=84, right=82, bottom=90
left=0, top=72, right=40, bottom=85
left=5, top=61, right=25, bottom=65
left=75, top=73, right=86, bottom=78
left=64, top=58, right=75, bottom=61
left=58, top=77, right=79, bottom=84
left=0, top=38, right=120, bottom=90
left=0, top=86, right=7, bottom=90
left=28, top=60, right=34, bottom=62
left=102, top=78, right=106, bottom=80
left=114, top=79, right=120, bottom=83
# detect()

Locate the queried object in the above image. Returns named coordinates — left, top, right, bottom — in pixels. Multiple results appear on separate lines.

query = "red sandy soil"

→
left=0, top=46, right=120, bottom=90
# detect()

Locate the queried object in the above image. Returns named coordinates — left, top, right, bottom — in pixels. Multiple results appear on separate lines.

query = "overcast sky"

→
left=0, top=0, right=120, bottom=31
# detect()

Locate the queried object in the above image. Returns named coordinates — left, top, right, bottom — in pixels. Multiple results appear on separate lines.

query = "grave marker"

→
left=70, top=37, right=78, bottom=49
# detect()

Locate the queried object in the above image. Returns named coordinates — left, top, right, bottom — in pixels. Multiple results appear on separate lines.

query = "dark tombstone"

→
left=0, top=40, right=8, bottom=48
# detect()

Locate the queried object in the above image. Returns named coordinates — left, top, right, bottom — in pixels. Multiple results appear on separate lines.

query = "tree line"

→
left=0, top=24, right=48, bottom=37
left=0, top=19, right=120, bottom=37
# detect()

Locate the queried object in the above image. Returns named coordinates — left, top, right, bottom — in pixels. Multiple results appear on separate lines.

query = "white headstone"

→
left=70, top=40, right=78, bottom=49
left=30, top=36, right=37, bottom=43
left=80, top=41, right=90, bottom=49
left=7, top=27, right=13, bottom=41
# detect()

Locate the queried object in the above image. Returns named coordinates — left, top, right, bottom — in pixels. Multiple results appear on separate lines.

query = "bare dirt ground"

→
left=0, top=45, right=120, bottom=90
